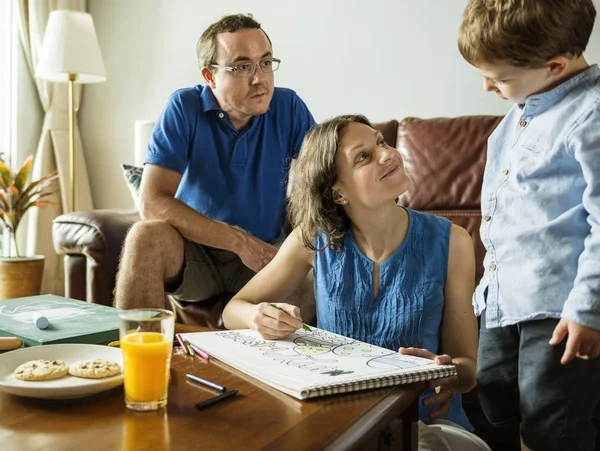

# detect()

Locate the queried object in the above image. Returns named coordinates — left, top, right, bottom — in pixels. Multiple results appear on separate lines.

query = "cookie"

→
left=69, top=358, right=121, bottom=379
left=14, top=359, right=69, bottom=381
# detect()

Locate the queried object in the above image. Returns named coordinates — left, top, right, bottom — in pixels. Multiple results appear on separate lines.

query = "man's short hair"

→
left=458, top=0, right=597, bottom=67
left=196, top=13, right=272, bottom=69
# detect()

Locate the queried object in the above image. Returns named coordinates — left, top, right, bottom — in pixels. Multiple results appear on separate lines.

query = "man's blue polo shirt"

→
left=146, top=85, right=315, bottom=242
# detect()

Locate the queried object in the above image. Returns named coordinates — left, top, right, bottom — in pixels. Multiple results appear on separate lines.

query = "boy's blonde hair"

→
left=458, top=0, right=596, bottom=67
left=288, top=115, right=371, bottom=252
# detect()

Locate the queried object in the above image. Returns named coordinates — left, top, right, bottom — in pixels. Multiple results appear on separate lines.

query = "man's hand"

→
left=550, top=318, right=600, bottom=364
left=235, top=232, right=278, bottom=273
left=399, top=347, right=459, bottom=419
left=251, top=303, right=304, bottom=340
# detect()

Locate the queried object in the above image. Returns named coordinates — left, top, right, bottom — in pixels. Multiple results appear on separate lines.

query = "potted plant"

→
left=0, top=155, right=59, bottom=300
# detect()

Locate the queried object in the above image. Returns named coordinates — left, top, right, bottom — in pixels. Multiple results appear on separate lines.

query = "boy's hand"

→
left=550, top=318, right=600, bottom=364
left=399, top=347, right=458, bottom=419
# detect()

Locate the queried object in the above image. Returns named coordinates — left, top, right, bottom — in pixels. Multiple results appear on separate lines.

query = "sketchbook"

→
left=181, top=327, right=456, bottom=400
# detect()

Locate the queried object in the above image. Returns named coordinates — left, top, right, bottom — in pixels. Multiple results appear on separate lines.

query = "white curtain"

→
left=16, top=0, right=94, bottom=295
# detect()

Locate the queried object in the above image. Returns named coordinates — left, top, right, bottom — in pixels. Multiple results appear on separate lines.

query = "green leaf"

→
left=0, top=155, right=58, bottom=254
left=19, top=171, right=59, bottom=199
left=0, top=160, right=13, bottom=187
left=20, top=192, right=56, bottom=212
left=21, top=198, right=56, bottom=215
left=8, top=185, right=19, bottom=213
left=13, top=156, right=32, bottom=192
left=0, top=214, right=10, bottom=232
left=0, top=190, right=7, bottom=210
left=4, top=211, right=15, bottom=229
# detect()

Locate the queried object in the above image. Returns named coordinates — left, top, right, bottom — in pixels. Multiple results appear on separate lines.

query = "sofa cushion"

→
left=372, top=120, right=399, bottom=149
left=396, top=116, right=502, bottom=211
left=395, top=116, right=503, bottom=286
left=122, top=164, right=143, bottom=208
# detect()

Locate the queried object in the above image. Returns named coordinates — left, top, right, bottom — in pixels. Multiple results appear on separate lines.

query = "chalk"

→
left=33, top=312, right=50, bottom=329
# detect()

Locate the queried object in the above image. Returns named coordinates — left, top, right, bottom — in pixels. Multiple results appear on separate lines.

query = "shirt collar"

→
left=200, top=85, right=221, bottom=113
left=520, top=64, right=599, bottom=116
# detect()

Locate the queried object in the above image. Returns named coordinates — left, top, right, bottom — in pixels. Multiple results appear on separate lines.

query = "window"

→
left=0, top=0, right=16, bottom=255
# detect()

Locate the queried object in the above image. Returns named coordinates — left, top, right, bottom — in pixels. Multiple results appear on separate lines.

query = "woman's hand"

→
left=399, top=347, right=459, bottom=419
left=252, top=302, right=304, bottom=340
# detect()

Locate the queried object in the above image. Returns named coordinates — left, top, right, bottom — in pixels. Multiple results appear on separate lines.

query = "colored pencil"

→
left=175, top=333, right=189, bottom=355
left=269, top=304, right=312, bottom=332
left=188, top=342, right=211, bottom=361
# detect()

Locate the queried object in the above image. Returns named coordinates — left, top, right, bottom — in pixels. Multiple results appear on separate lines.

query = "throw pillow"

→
left=121, top=164, right=143, bottom=208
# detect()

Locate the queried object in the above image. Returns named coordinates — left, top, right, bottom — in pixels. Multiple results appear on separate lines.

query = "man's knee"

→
left=121, top=220, right=185, bottom=278
left=124, top=220, right=183, bottom=255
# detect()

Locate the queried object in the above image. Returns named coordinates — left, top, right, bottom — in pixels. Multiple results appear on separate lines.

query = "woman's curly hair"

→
left=288, top=114, right=371, bottom=251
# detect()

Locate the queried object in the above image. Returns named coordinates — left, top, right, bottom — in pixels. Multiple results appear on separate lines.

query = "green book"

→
left=0, top=294, right=120, bottom=347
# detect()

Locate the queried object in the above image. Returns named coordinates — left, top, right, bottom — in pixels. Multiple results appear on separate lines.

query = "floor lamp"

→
left=36, top=11, right=106, bottom=212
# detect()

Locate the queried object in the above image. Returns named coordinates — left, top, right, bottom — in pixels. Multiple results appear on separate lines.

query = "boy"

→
left=458, top=1, right=600, bottom=450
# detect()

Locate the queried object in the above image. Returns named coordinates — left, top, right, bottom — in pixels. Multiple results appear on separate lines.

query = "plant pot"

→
left=0, top=255, right=45, bottom=300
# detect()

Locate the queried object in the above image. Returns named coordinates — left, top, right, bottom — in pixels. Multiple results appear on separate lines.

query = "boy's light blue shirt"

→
left=474, top=65, right=600, bottom=330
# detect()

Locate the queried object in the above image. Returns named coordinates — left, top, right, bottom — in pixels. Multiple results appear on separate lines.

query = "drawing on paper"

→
left=216, top=328, right=428, bottom=377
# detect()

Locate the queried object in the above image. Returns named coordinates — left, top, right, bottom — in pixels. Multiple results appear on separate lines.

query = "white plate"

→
left=0, top=344, right=124, bottom=399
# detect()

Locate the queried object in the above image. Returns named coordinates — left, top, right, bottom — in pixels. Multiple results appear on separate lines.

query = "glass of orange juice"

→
left=119, top=309, right=175, bottom=411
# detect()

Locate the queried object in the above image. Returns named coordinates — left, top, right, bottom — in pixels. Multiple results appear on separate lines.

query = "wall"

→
left=82, top=0, right=600, bottom=209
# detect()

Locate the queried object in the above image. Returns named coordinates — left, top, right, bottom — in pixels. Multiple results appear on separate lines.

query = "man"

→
left=114, top=14, right=316, bottom=323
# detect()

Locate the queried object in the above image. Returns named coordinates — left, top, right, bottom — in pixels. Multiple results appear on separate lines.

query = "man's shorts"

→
left=477, top=310, right=600, bottom=450
left=166, top=236, right=285, bottom=302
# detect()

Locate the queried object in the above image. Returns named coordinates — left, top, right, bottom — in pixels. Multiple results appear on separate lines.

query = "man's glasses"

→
left=210, top=58, right=281, bottom=78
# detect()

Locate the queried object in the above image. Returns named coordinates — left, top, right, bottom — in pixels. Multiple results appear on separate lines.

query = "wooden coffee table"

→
left=0, top=325, right=422, bottom=450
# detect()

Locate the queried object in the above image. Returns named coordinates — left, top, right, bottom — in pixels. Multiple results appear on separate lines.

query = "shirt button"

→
left=490, top=263, right=497, bottom=270
left=218, top=113, right=224, bottom=118
left=519, top=119, right=527, bottom=127
left=502, top=169, right=509, bottom=175
left=484, top=215, right=491, bottom=221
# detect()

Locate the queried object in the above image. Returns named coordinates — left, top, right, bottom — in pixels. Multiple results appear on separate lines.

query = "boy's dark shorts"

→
left=166, top=236, right=285, bottom=302
left=477, top=310, right=600, bottom=451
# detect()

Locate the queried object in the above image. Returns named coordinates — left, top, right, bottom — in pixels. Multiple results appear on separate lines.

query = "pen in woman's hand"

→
left=269, top=303, right=312, bottom=332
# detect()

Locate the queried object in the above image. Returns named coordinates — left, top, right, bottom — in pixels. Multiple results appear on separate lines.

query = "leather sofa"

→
left=53, top=115, right=521, bottom=450
left=52, top=115, right=501, bottom=308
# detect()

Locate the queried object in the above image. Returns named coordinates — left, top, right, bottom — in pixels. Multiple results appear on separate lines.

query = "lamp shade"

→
left=36, top=10, right=106, bottom=83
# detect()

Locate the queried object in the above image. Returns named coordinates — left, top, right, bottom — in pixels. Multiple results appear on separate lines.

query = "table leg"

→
left=401, top=398, right=419, bottom=451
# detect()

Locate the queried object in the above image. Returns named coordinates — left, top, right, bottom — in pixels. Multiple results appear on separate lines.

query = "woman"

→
left=222, top=115, right=486, bottom=448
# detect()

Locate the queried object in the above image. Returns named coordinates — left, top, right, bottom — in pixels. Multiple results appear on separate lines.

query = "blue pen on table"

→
left=269, top=303, right=312, bottom=332
left=186, top=373, right=227, bottom=392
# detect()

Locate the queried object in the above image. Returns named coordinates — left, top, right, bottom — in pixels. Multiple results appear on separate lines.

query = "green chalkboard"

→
left=0, top=295, right=120, bottom=347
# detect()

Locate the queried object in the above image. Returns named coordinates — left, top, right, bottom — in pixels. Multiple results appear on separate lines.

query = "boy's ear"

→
left=545, top=55, right=570, bottom=77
